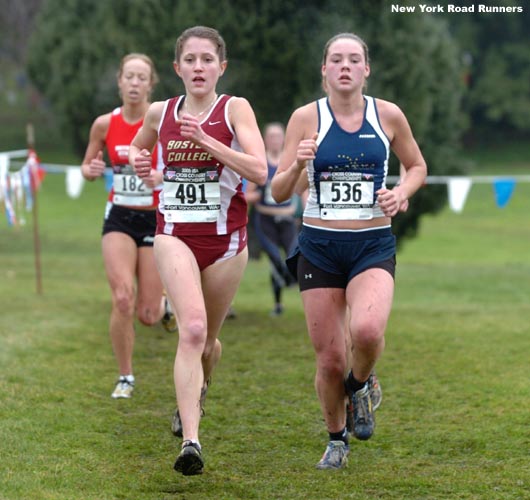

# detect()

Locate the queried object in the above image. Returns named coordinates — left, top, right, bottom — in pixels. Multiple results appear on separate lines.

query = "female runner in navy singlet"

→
left=271, top=33, right=427, bottom=470
left=130, top=26, right=267, bottom=476
left=81, top=53, right=176, bottom=400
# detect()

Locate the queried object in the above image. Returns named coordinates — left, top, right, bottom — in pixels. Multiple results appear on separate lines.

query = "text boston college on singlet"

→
left=166, top=140, right=214, bottom=163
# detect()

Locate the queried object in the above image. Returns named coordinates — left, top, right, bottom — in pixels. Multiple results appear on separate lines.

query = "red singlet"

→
left=105, top=106, right=161, bottom=208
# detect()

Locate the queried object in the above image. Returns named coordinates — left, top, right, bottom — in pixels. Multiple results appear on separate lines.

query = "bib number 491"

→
left=174, top=183, right=208, bottom=204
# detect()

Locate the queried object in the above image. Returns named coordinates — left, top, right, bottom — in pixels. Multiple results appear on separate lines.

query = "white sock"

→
left=186, top=439, right=201, bottom=450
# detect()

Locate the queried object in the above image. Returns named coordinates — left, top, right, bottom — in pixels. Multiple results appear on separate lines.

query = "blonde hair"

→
left=117, top=53, right=159, bottom=87
left=174, top=26, right=227, bottom=63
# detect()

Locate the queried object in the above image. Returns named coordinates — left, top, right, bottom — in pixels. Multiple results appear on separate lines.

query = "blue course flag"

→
left=493, top=178, right=516, bottom=208
left=104, top=169, right=113, bottom=192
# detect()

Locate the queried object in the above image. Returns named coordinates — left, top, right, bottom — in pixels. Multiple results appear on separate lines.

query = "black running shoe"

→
left=345, top=382, right=375, bottom=441
left=270, top=303, right=284, bottom=317
left=174, top=440, right=204, bottom=476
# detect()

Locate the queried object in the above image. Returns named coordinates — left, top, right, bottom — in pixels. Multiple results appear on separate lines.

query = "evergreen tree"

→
left=443, top=1, right=530, bottom=143
left=27, top=0, right=465, bottom=244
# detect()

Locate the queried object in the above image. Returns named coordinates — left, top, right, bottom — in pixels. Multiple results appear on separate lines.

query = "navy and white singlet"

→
left=303, top=96, right=390, bottom=221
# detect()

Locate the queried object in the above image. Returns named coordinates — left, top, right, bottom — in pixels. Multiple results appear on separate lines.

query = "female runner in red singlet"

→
left=81, top=53, right=176, bottom=400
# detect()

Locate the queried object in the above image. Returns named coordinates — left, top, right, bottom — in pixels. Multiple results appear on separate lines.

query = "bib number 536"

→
left=330, top=182, right=363, bottom=203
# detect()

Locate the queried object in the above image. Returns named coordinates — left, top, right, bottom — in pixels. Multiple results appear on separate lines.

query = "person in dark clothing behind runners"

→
left=246, top=122, right=297, bottom=316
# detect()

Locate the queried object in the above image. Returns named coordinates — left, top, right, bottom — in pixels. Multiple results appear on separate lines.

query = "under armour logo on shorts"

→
left=305, top=273, right=312, bottom=279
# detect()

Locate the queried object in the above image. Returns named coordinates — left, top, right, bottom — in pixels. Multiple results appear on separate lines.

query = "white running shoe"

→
left=111, top=377, right=134, bottom=399
left=316, top=440, right=349, bottom=470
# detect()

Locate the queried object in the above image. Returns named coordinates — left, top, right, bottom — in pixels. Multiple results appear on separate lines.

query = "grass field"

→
left=1, top=166, right=529, bottom=499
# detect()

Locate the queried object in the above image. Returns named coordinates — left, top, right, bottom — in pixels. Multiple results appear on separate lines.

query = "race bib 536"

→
left=319, top=171, right=374, bottom=220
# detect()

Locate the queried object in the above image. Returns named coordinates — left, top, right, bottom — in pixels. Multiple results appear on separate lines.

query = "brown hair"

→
left=322, top=33, right=369, bottom=65
left=118, top=53, right=159, bottom=86
left=174, top=26, right=227, bottom=63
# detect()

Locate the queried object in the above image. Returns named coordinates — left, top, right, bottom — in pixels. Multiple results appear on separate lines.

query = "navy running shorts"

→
left=286, top=224, right=396, bottom=291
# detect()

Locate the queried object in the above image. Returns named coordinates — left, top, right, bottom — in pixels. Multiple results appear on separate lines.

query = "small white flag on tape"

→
left=448, top=177, right=472, bottom=213
left=0, top=154, right=8, bottom=202
left=66, top=167, right=84, bottom=199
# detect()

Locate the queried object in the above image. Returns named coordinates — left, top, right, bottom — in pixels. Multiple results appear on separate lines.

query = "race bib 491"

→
left=163, top=167, right=221, bottom=223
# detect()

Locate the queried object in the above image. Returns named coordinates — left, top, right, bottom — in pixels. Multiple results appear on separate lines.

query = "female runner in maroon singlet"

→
left=130, top=26, right=267, bottom=475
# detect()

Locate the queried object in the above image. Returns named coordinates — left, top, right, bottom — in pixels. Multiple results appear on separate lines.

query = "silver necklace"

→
left=183, top=94, right=217, bottom=117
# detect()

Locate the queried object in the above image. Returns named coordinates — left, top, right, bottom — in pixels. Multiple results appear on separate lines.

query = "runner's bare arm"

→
left=81, top=114, right=109, bottom=181
left=129, top=102, right=164, bottom=178
left=271, top=104, right=316, bottom=203
left=179, top=97, right=267, bottom=185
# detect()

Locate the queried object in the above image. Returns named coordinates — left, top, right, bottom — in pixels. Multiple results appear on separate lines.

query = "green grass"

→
left=1, top=170, right=530, bottom=499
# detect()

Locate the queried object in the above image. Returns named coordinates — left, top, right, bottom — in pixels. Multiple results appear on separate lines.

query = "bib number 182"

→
left=121, top=175, right=145, bottom=193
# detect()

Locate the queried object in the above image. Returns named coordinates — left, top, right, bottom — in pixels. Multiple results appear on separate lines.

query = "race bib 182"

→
left=113, top=164, right=153, bottom=207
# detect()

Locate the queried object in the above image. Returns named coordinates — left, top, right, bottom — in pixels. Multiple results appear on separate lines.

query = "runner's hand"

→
left=376, top=186, right=407, bottom=217
left=295, top=132, right=318, bottom=171
left=88, top=151, right=105, bottom=177
left=133, top=149, right=152, bottom=178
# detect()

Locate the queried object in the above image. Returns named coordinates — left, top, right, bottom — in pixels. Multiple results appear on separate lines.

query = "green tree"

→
left=26, top=0, right=169, bottom=154
left=27, top=0, right=327, bottom=152
left=441, top=0, right=530, bottom=143
left=27, top=0, right=465, bottom=244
